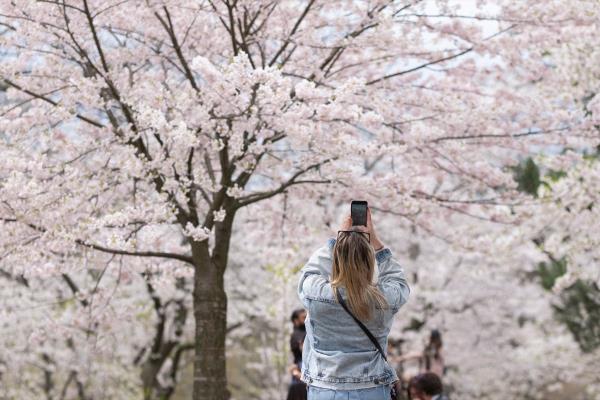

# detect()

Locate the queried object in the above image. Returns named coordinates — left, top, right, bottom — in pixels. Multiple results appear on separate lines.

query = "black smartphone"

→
left=351, top=200, right=368, bottom=226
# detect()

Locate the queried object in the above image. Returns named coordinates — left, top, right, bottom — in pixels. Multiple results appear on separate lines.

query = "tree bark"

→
left=192, top=208, right=235, bottom=400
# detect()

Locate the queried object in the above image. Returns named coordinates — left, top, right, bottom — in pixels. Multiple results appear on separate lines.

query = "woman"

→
left=298, top=207, right=410, bottom=400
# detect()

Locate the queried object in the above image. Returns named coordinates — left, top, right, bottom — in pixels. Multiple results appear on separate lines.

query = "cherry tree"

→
left=0, top=247, right=198, bottom=398
left=226, top=194, right=600, bottom=399
left=1, top=1, right=599, bottom=399
left=386, top=210, right=600, bottom=399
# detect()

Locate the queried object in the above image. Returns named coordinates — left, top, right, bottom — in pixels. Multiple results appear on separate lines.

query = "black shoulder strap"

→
left=335, top=289, right=387, bottom=362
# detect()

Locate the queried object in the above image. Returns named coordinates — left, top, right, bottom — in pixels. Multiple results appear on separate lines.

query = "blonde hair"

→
left=331, top=230, right=388, bottom=321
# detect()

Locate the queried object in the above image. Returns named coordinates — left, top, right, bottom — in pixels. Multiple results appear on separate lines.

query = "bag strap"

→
left=335, top=289, right=387, bottom=362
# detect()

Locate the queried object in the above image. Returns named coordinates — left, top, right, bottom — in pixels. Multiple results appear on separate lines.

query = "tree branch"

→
left=0, top=217, right=194, bottom=265
left=82, top=0, right=110, bottom=72
left=0, top=268, right=29, bottom=287
left=268, top=0, right=315, bottom=67
left=366, top=47, right=473, bottom=85
left=61, top=274, right=89, bottom=307
left=75, top=239, right=195, bottom=265
left=154, top=6, right=200, bottom=91
left=427, top=126, right=571, bottom=143
left=235, top=159, right=334, bottom=208
left=1, top=78, right=104, bottom=128
left=143, top=273, right=166, bottom=356
left=224, top=0, right=240, bottom=55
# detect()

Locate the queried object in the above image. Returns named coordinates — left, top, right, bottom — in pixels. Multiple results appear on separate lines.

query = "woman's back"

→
left=298, top=237, right=410, bottom=390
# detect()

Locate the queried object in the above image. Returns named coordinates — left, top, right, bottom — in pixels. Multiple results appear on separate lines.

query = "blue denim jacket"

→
left=297, top=238, right=410, bottom=390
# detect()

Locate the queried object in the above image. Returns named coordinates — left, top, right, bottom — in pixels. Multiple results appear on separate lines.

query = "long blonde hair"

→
left=331, top=230, right=388, bottom=321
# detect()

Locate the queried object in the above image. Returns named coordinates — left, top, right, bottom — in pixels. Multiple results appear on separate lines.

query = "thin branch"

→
left=0, top=84, right=71, bottom=117
left=59, top=370, right=76, bottom=400
left=0, top=217, right=195, bottom=265
left=143, top=273, right=166, bottom=356
left=61, top=274, right=90, bottom=307
left=0, top=268, right=29, bottom=287
left=397, top=13, right=543, bottom=24
left=37, top=1, right=85, bottom=13
left=224, top=0, right=239, bottom=55
left=427, top=126, right=571, bottom=143
left=367, top=47, right=473, bottom=85
left=235, top=159, right=334, bottom=208
left=268, top=0, right=315, bottom=67
left=82, top=0, right=110, bottom=72
left=1, top=78, right=104, bottom=128
left=154, top=6, right=199, bottom=91
left=92, top=0, right=131, bottom=18
left=370, top=205, right=421, bottom=218
left=75, top=239, right=195, bottom=265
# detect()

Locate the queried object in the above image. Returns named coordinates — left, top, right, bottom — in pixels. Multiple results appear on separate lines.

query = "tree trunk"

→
left=192, top=239, right=229, bottom=400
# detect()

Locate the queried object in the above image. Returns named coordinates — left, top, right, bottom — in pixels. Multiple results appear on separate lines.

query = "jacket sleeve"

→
left=297, top=238, right=335, bottom=308
left=375, top=248, right=410, bottom=311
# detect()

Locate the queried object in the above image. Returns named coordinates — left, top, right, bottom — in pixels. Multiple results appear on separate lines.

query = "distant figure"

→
left=287, top=381, right=307, bottom=400
left=387, top=338, right=406, bottom=397
left=399, top=329, right=445, bottom=380
left=287, top=337, right=307, bottom=400
left=287, top=309, right=308, bottom=400
left=407, top=372, right=449, bottom=400
left=290, top=308, right=307, bottom=364
left=421, top=329, right=444, bottom=378
left=407, top=375, right=422, bottom=400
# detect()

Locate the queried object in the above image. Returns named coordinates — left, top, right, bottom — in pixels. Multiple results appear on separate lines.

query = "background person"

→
left=407, top=375, right=421, bottom=400
left=290, top=308, right=307, bottom=365
left=421, top=330, right=444, bottom=378
left=399, top=329, right=445, bottom=380
left=406, top=373, right=449, bottom=400
left=386, top=339, right=405, bottom=399
left=287, top=337, right=307, bottom=400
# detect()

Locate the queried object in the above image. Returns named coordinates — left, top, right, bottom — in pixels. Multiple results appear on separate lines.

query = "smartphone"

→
left=351, top=200, right=368, bottom=226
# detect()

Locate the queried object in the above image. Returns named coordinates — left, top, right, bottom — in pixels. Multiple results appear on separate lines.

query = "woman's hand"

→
left=338, top=207, right=385, bottom=251
left=339, top=214, right=353, bottom=231
left=367, top=207, right=385, bottom=251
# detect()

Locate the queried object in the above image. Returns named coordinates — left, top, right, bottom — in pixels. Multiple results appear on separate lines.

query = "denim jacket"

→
left=297, top=238, right=410, bottom=390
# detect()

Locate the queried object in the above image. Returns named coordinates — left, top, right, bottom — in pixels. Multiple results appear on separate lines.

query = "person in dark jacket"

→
left=287, top=309, right=308, bottom=400
left=290, top=308, right=307, bottom=364
left=287, top=336, right=307, bottom=400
